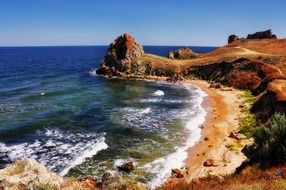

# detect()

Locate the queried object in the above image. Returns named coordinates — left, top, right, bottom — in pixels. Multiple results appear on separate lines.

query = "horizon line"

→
left=0, top=44, right=220, bottom=48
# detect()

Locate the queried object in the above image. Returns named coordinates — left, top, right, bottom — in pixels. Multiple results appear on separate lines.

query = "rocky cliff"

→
left=96, top=32, right=286, bottom=121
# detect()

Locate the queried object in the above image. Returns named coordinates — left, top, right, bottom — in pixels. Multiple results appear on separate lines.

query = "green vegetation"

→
left=252, top=113, right=286, bottom=166
left=34, top=183, right=58, bottom=190
left=238, top=91, right=257, bottom=138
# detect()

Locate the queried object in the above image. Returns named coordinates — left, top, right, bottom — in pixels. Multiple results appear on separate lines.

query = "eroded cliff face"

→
left=186, top=58, right=285, bottom=94
left=252, top=79, right=286, bottom=122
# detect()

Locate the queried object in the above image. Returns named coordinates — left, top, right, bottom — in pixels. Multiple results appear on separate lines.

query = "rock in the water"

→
left=228, top=34, right=239, bottom=44
left=96, top=33, right=144, bottom=76
left=203, top=159, right=217, bottom=167
left=247, top=29, right=277, bottom=40
left=118, top=161, right=134, bottom=172
left=168, top=47, right=198, bottom=60
left=0, top=159, right=63, bottom=188
left=171, top=168, right=184, bottom=178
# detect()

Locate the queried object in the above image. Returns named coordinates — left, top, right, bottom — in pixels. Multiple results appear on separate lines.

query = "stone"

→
left=80, top=176, right=97, bottom=189
left=118, top=161, right=134, bottom=172
left=228, top=34, right=239, bottom=44
left=203, top=159, right=217, bottom=167
left=168, top=47, right=198, bottom=60
left=247, top=29, right=277, bottom=40
left=209, top=82, right=222, bottom=89
left=204, top=137, right=209, bottom=141
left=229, top=131, right=246, bottom=140
left=96, top=33, right=144, bottom=76
left=171, top=168, right=184, bottom=178
left=0, top=159, right=63, bottom=188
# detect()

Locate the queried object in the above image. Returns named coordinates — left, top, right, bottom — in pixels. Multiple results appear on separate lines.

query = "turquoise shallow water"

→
left=0, top=46, right=215, bottom=187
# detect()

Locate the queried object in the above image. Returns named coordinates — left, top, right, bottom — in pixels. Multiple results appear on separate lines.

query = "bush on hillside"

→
left=252, top=113, right=286, bottom=166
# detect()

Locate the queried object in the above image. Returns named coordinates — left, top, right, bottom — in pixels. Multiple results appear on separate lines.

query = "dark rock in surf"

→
left=118, top=161, right=134, bottom=172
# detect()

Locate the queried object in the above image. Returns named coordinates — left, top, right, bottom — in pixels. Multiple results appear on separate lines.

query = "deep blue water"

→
left=0, top=46, right=216, bottom=187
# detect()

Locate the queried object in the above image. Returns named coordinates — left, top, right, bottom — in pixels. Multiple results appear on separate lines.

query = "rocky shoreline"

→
left=1, top=31, right=286, bottom=190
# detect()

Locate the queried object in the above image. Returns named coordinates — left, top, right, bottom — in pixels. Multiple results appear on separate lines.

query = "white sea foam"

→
left=152, top=90, right=164, bottom=96
left=140, top=107, right=151, bottom=114
left=0, top=128, right=108, bottom=176
left=89, top=69, right=98, bottom=76
left=143, top=84, right=207, bottom=189
left=60, top=138, right=108, bottom=176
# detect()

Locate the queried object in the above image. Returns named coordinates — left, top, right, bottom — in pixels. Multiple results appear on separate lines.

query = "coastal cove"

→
left=0, top=46, right=217, bottom=189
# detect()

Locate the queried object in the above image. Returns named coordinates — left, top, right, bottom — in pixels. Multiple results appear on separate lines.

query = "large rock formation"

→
left=228, top=30, right=278, bottom=44
left=168, top=47, right=198, bottom=59
left=228, top=34, right=239, bottom=44
left=96, top=33, right=144, bottom=76
left=247, top=29, right=277, bottom=40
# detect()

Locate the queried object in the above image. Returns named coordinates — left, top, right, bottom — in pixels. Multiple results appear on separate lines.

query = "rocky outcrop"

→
left=228, top=34, right=239, bottom=44
left=251, top=79, right=286, bottom=122
left=0, top=159, right=148, bottom=190
left=168, top=47, right=198, bottom=59
left=247, top=29, right=277, bottom=40
left=0, top=159, right=63, bottom=189
left=228, top=30, right=278, bottom=44
left=186, top=58, right=285, bottom=93
left=96, top=33, right=144, bottom=76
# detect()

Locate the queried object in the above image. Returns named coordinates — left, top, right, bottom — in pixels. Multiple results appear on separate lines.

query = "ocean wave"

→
left=88, top=68, right=98, bottom=76
left=152, top=90, right=164, bottom=96
left=0, top=128, right=108, bottom=176
left=143, top=84, right=207, bottom=189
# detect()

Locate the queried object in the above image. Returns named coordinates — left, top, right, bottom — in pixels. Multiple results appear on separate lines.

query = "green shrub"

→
left=252, top=113, right=286, bottom=166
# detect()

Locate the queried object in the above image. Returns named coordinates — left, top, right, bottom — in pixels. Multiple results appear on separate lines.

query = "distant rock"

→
left=228, top=34, right=239, bottom=44
left=168, top=47, right=198, bottom=60
left=96, top=33, right=144, bottom=76
left=118, top=161, right=134, bottom=172
left=247, top=29, right=277, bottom=40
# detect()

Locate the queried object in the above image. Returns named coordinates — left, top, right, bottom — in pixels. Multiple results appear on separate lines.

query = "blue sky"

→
left=0, top=0, right=285, bottom=46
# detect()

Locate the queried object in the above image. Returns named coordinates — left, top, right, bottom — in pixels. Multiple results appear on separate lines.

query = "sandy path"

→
left=161, top=80, right=250, bottom=189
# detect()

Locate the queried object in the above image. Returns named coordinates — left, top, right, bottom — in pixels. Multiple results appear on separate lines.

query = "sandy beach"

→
left=161, top=80, right=251, bottom=189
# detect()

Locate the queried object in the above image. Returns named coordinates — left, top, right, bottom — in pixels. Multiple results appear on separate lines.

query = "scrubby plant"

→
left=252, top=112, right=286, bottom=166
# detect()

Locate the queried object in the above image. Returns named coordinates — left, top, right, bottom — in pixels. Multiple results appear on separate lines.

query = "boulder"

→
left=0, top=159, right=63, bottom=188
left=168, top=47, right=198, bottom=60
left=247, top=29, right=277, bottom=40
left=96, top=33, right=144, bottom=76
left=228, top=34, right=239, bottom=44
left=80, top=176, right=97, bottom=189
left=117, top=161, right=134, bottom=172
left=229, top=131, right=246, bottom=140
left=203, top=159, right=218, bottom=167
left=171, top=168, right=184, bottom=178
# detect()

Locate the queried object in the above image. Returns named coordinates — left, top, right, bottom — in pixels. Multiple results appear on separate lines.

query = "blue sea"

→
left=0, top=46, right=216, bottom=188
